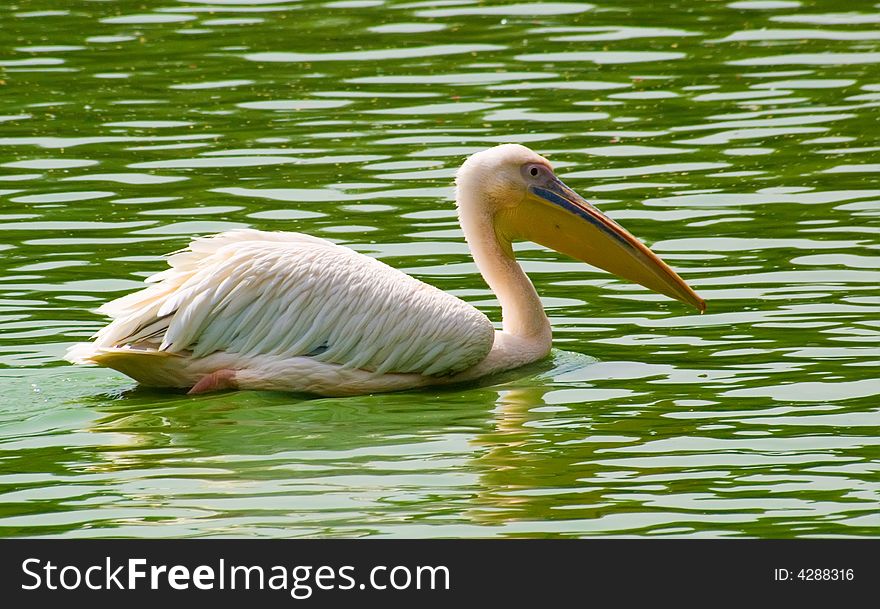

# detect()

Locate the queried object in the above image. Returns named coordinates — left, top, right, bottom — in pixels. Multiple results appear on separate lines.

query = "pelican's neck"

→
left=457, top=196, right=551, bottom=341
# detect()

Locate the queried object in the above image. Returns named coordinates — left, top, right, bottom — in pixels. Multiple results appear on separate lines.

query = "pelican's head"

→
left=456, top=144, right=705, bottom=311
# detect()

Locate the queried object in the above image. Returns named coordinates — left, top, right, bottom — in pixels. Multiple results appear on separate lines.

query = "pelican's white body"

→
left=66, top=227, right=549, bottom=396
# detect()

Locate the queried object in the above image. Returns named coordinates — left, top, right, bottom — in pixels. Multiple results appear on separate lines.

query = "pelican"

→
left=66, top=144, right=705, bottom=396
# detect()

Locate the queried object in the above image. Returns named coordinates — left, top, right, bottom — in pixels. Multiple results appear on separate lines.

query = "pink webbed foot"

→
left=188, top=369, right=238, bottom=395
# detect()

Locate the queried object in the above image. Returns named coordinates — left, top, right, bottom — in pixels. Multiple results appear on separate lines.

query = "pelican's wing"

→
left=84, top=229, right=495, bottom=376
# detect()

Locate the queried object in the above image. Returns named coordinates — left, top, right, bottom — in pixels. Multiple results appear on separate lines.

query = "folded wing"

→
left=83, top=229, right=495, bottom=377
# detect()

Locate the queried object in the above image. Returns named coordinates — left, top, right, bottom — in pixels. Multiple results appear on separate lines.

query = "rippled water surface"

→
left=1, top=0, right=879, bottom=538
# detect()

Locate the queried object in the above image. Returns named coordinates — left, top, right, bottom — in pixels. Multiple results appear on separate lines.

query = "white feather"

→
left=81, top=229, right=495, bottom=377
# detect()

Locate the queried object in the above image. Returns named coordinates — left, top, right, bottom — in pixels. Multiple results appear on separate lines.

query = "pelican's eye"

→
left=522, top=162, right=551, bottom=182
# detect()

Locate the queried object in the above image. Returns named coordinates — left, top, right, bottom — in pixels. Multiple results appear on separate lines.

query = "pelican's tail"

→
left=64, top=343, right=191, bottom=387
left=65, top=342, right=101, bottom=365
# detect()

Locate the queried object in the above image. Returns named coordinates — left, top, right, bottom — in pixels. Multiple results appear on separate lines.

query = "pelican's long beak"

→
left=498, top=177, right=706, bottom=312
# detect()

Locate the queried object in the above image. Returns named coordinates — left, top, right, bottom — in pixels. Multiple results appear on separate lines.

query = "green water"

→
left=1, top=0, right=878, bottom=538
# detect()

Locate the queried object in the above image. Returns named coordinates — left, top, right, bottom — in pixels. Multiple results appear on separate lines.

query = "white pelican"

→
left=67, top=144, right=705, bottom=396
